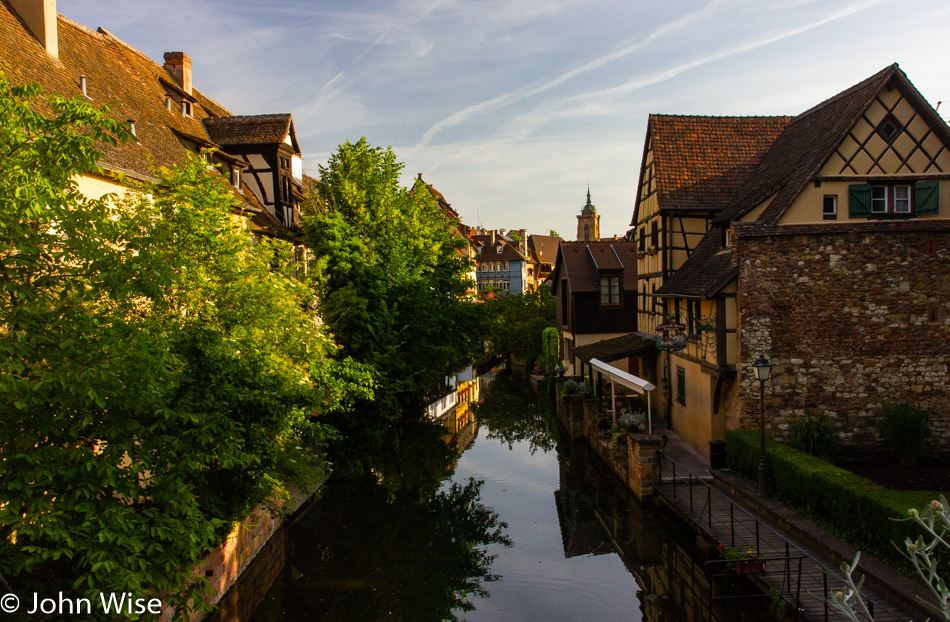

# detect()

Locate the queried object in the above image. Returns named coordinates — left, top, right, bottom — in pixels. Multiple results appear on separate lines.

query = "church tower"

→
left=576, top=186, right=601, bottom=242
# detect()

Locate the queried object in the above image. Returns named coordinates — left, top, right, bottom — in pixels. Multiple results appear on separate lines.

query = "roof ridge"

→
left=790, top=63, right=898, bottom=124
left=651, top=113, right=792, bottom=120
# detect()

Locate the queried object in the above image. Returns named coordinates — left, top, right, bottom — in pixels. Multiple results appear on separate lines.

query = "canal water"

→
left=246, top=373, right=776, bottom=622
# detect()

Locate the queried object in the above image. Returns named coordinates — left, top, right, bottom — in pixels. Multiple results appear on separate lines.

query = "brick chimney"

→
left=163, top=52, right=192, bottom=95
left=9, top=0, right=58, bottom=58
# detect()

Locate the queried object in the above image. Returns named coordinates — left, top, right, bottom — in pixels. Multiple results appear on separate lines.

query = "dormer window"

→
left=181, top=100, right=193, bottom=117
left=231, top=167, right=242, bottom=189
left=496, top=245, right=503, bottom=254
left=165, top=95, right=173, bottom=111
left=599, top=275, right=620, bottom=306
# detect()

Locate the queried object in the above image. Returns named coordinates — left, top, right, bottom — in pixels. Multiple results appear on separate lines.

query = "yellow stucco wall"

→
left=780, top=178, right=949, bottom=224
left=669, top=356, right=722, bottom=458
left=75, top=173, right=128, bottom=200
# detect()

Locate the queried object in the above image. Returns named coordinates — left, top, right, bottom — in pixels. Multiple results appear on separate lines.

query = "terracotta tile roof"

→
left=649, top=115, right=791, bottom=213
left=572, top=332, right=655, bottom=364
left=654, top=230, right=736, bottom=298
left=717, top=64, right=927, bottom=226
left=203, top=114, right=295, bottom=148
left=482, top=239, right=527, bottom=262
left=655, top=64, right=945, bottom=298
left=553, top=241, right=637, bottom=293
left=528, top=235, right=561, bottom=265
left=0, top=3, right=301, bottom=239
left=0, top=7, right=238, bottom=178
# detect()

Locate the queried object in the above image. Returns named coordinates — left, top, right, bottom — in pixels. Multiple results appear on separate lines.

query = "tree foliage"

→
left=303, top=138, right=483, bottom=473
left=0, top=77, right=371, bottom=617
left=482, top=286, right=556, bottom=367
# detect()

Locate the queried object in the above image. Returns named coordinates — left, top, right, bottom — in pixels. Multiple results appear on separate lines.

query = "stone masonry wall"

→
left=735, top=227, right=950, bottom=456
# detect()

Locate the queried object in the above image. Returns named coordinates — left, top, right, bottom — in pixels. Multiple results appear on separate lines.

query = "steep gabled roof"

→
left=0, top=5, right=231, bottom=178
left=484, top=240, right=527, bottom=262
left=552, top=241, right=637, bottom=293
left=203, top=114, right=299, bottom=152
left=645, top=114, right=791, bottom=215
left=656, top=63, right=947, bottom=299
left=716, top=63, right=945, bottom=226
left=528, top=235, right=561, bottom=265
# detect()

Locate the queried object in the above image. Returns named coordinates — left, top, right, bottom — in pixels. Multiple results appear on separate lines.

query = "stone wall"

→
left=735, top=226, right=950, bottom=455
left=161, top=482, right=322, bottom=621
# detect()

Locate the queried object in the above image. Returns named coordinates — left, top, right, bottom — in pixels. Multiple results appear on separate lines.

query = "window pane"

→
left=871, top=186, right=887, bottom=213
left=895, top=186, right=910, bottom=212
left=823, top=196, right=836, bottom=215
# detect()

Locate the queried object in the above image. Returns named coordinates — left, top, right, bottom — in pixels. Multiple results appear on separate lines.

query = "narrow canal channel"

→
left=246, top=373, right=780, bottom=621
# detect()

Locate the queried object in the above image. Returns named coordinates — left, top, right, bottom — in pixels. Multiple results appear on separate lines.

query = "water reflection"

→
left=253, top=474, right=510, bottom=622
left=248, top=372, right=777, bottom=621
left=473, top=372, right=556, bottom=454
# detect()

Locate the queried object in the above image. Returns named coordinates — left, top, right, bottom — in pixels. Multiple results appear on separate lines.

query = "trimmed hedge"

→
left=726, top=430, right=942, bottom=569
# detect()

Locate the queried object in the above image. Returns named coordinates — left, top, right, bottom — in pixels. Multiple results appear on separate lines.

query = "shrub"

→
left=792, top=411, right=836, bottom=460
left=560, top=378, right=592, bottom=397
left=726, top=430, right=941, bottom=571
left=878, top=401, right=931, bottom=466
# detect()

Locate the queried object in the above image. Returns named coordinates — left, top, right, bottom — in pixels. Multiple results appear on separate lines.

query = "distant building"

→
left=471, top=228, right=529, bottom=295
left=576, top=187, right=601, bottom=242
left=526, top=234, right=561, bottom=291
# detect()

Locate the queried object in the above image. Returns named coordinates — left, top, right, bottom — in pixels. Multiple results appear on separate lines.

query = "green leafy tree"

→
left=0, top=77, right=372, bottom=617
left=303, top=138, right=483, bottom=474
left=482, top=286, right=556, bottom=367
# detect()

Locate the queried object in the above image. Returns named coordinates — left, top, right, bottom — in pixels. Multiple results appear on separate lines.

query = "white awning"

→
left=590, top=358, right=656, bottom=432
left=590, top=358, right=656, bottom=393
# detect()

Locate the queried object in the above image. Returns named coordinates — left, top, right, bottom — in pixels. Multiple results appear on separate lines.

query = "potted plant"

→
left=619, top=410, right=646, bottom=435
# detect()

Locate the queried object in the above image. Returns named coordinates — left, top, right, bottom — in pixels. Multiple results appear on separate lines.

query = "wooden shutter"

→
left=848, top=184, right=871, bottom=218
left=915, top=179, right=939, bottom=215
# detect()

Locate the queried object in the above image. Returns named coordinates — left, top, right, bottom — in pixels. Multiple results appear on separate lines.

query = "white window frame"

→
left=894, top=185, right=911, bottom=213
left=823, top=195, right=837, bottom=218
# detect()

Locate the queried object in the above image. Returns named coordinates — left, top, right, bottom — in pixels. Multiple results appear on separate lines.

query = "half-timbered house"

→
left=631, top=64, right=950, bottom=457
left=204, top=114, right=304, bottom=231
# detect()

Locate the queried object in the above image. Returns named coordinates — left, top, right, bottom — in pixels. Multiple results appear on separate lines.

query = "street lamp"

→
left=752, top=354, right=771, bottom=497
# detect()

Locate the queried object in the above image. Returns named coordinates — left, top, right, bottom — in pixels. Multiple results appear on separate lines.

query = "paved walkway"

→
left=651, top=422, right=932, bottom=622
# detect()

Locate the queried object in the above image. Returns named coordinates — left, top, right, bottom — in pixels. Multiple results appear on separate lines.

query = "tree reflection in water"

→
left=254, top=414, right=511, bottom=622
left=473, top=370, right=556, bottom=454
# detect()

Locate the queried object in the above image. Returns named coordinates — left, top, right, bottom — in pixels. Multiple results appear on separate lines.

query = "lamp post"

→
left=752, top=354, right=771, bottom=496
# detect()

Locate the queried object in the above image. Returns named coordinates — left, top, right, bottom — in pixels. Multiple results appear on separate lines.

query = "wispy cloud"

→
left=415, top=0, right=727, bottom=147
left=499, top=0, right=884, bottom=141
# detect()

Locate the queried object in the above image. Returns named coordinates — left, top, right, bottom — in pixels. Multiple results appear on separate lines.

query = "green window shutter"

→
left=848, top=183, right=871, bottom=218
left=915, top=179, right=939, bottom=215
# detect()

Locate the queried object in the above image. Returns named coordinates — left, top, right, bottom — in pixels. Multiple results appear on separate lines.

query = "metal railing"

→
left=658, top=453, right=900, bottom=622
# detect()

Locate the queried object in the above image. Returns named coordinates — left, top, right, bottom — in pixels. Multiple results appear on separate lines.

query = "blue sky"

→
left=61, top=0, right=950, bottom=239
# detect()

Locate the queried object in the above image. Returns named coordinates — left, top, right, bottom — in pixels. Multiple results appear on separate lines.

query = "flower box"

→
left=735, top=559, right=764, bottom=575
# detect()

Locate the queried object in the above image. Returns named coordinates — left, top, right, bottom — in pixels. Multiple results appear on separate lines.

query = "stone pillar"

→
left=627, top=434, right=663, bottom=500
